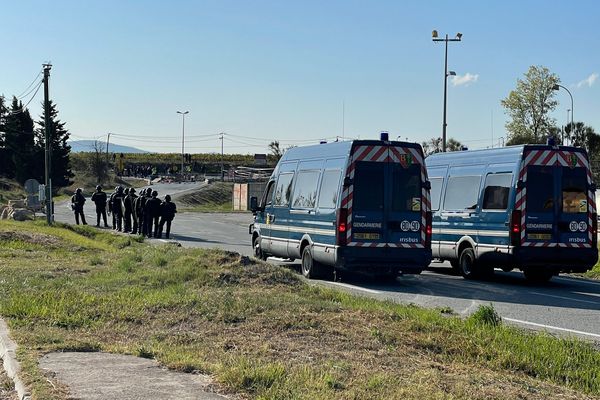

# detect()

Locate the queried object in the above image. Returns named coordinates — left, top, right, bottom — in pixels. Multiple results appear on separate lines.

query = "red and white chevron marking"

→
left=516, top=149, right=594, bottom=248
left=340, top=144, right=429, bottom=248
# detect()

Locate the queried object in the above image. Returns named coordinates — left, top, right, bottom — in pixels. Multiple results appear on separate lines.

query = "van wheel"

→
left=253, top=236, right=268, bottom=261
left=458, top=248, right=477, bottom=279
left=523, top=268, right=554, bottom=283
left=301, top=246, right=323, bottom=279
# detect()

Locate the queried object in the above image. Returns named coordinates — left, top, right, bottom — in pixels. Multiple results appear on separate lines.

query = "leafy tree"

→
left=422, top=137, right=463, bottom=157
left=268, top=140, right=283, bottom=160
left=501, top=65, right=560, bottom=145
left=4, top=97, right=36, bottom=183
left=35, top=100, right=74, bottom=188
left=565, top=122, right=600, bottom=156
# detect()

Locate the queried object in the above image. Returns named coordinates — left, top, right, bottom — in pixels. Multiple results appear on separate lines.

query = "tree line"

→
left=0, top=95, right=73, bottom=189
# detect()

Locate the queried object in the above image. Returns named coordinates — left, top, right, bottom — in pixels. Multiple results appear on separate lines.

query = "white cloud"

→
left=451, top=73, right=479, bottom=87
left=576, top=73, right=598, bottom=88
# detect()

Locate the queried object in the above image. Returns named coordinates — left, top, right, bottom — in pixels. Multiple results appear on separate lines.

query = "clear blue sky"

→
left=2, top=0, right=599, bottom=154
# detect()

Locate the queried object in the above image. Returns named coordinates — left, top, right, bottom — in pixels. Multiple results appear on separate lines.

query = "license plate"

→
left=354, top=233, right=380, bottom=240
left=528, top=233, right=552, bottom=240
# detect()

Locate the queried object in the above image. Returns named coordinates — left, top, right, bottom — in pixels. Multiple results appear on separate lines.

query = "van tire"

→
left=458, top=248, right=477, bottom=279
left=523, top=268, right=554, bottom=283
left=253, top=236, right=268, bottom=261
left=301, top=246, right=324, bottom=279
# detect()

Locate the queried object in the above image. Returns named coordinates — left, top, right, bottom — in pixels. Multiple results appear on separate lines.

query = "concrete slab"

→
left=40, top=352, right=227, bottom=400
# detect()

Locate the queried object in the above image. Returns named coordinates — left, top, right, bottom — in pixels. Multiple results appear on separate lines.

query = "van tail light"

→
left=593, top=213, right=598, bottom=246
left=336, top=208, right=348, bottom=246
left=510, top=210, right=522, bottom=247
left=425, top=211, right=432, bottom=248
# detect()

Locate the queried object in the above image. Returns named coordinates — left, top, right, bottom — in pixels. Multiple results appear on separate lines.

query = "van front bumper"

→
left=511, top=246, right=598, bottom=272
left=335, top=246, right=432, bottom=274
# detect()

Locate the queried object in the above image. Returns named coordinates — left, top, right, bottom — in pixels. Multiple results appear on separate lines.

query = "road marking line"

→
left=503, top=317, right=600, bottom=339
left=530, top=292, right=599, bottom=305
left=573, top=291, right=600, bottom=298
left=327, top=282, right=381, bottom=294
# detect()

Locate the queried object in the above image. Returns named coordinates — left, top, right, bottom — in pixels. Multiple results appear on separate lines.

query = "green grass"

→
left=584, top=262, right=600, bottom=279
left=178, top=182, right=236, bottom=212
left=0, top=221, right=598, bottom=400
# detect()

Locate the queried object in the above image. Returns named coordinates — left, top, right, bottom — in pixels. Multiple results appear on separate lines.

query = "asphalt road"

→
left=53, top=193, right=600, bottom=343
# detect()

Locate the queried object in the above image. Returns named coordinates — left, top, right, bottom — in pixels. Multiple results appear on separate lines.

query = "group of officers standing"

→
left=71, top=186, right=177, bottom=239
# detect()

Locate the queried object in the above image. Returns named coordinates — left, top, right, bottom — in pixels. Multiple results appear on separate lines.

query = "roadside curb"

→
left=0, top=318, right=30, bottom=400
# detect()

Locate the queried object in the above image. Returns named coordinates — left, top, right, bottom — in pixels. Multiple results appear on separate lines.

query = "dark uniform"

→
left=111, top=186, right=125, bottom=231
left=125, top=188, right=138, bottom=234
left=108, top=186, right=118, bottom=229
left=158, top=195, right=177, bottom=239
left=71, top=188, right=87, bottom=225
left=144, top=190, right=162, bottom=238
left=136, top=188, right=152, bottom=236
left=90, top=185, right=108, bottom=227
left=122, top=188, right=131, bottom=232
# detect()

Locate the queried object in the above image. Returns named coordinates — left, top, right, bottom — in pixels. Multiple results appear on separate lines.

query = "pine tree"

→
left=0, top=96, right=7, bottom=176
left=36, top=100, right=74, bottom=188
left=4, top=97, right=36, bottom=183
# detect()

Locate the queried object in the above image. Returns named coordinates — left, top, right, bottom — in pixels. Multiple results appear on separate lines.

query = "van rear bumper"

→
left=511, top=246, right=598, bottom=272
left=335, top=246, right=432, bottom=274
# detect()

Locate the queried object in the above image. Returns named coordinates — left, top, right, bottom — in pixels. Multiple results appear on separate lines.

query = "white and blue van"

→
left=426, top=143, right=598, bottom=282
left=249, top=134, right=432, bottom=279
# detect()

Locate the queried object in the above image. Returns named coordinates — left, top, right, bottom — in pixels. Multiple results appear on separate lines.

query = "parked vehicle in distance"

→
left=249, top=133, right=432, bottom=279
left=426, top=141, right=598, bottom=282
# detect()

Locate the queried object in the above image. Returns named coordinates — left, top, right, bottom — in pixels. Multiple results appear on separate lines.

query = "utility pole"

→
left=106, top=132, right=111, bottom=164
left=219, top=133, right=225, bottom=181
left=177, top=111, right=189, bottom=178
left=43, top=63, right=53, bottom=225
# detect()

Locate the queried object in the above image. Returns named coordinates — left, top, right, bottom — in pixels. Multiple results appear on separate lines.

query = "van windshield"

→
left=562, top=167, right=587, bottom=213
left=526, top=166, right=554, bottom=213
left=353, top=162, right=384, bottom=211
left=392, top=164, right=422, bottom=212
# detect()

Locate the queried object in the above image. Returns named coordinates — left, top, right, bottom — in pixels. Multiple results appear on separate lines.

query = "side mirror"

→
left=343, top=177, right=353, bottom=187
left=423, top=180, right=431, bottom=190
left=517, top=180, right=526, bottom=189
left=250, top=196, right=259, bottom=213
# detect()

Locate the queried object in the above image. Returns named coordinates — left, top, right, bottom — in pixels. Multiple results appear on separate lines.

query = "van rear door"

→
left=348, top=144, right=427, bottom=248
left=520, top=150, right=594, bottom=248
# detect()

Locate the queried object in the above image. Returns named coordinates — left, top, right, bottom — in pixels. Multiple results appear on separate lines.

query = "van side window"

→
left=317, top=169, right=342, bottom=210
left=444, top=176, right=481, bottom=210
left=274, top=173, right=294, bottom=207
left=292, top=171, right=320, bottom=208
left=482, top=173, right=512, bottom=210
left=262, top=181, right=275, bottom=207
left=429, top=177, right=443, bottom=211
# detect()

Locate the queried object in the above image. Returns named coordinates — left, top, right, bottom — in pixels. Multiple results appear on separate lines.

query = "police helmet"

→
left=152, top=190, right=158, bottom=198
left=165, top=195, right=171, bottom=201
left=96, top=185, right=102, bottom=191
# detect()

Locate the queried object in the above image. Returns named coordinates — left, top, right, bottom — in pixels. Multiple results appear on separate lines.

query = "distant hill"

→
left=69, top=140, right=148, bottom=154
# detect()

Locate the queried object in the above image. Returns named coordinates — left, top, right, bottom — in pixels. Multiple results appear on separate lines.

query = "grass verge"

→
left=177, top=182, right=235, bottom=212
left=0, top=220, right=599, bottom=400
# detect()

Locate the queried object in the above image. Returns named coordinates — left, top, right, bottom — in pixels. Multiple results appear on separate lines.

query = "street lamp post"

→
left=552, top=84, right=573, bottom=144
left=177, top=111, right=189, bottom=177
left=432, top=30, right=462, bottom=152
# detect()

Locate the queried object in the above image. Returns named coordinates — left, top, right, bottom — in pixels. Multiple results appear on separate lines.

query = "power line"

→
left=15, top=70, right=43, bottom=99
left=6, top=80, right=44, bottom=116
